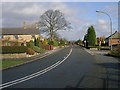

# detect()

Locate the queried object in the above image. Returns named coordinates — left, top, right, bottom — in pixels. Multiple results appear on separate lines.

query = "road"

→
left=2, top=46, right=119, bottom=88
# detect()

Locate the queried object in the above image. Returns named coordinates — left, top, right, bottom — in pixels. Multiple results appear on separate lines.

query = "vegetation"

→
left=86, top=26, right=97, bottom=46
left=32, top=46, right=45, bottom=53
left=2, top=60, right=27, bottom=69
left=39, top=9, right=71, bottom=40
left=59, top=40, right=65, bottom=46
left=34, top=38, right=40, bottom=47
left=2, top=46, right=27, bottom=54
left=26, top=48, right=35, bottom=55
left=109, top=45, right=120, bottom=57
left=43, top=38, right=48, bottom=45
left=48, top=40, right=59, bottom=46
left=96, top=37, right=106, bottom=46
left=75, top=39, right=83, bottom=45
left=27, top=40, right=34, bottom=49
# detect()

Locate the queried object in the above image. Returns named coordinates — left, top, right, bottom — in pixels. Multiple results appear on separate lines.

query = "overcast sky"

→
left=1, top=1, right=118, bottom=41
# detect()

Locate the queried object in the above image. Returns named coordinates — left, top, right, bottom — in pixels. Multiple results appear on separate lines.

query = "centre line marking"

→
left=1, top=48, right=72, bottom=89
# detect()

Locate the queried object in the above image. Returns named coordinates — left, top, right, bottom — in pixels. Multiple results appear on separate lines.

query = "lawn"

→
left=1, top=60, right=27, bottom=70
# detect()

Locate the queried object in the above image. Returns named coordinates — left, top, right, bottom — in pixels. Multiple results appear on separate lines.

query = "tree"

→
left=34, top=38, right=40, bottom=47
left=39, top=9, right=71, bottom=40
left=86, top=26, right=96, bottom=46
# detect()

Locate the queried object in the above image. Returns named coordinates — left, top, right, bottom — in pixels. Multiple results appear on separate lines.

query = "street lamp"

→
left=96, top=10, right=113, bottom=50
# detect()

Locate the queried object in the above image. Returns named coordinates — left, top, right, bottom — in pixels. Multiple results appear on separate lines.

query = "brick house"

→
left=106, top=31, right=120, bottom=46
left=0, top=23, right=44, bottom=46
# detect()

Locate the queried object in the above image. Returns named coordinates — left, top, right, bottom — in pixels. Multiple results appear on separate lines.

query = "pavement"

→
left=84, top=48, right=120, bottom=88
left=1, top=46, right=120, bottom=88
left=84, top=48, right=109, bottom=55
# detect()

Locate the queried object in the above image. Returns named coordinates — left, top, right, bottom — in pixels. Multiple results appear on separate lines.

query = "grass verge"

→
left=1, top=60, right=27, bottom=70
left=0, top=50, right=46, bottom=70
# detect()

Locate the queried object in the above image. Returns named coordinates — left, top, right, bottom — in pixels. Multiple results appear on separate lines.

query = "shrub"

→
left=48, top=40, right=59, bottom=46
left=34, top=38, right=40, bottom=47
left=27, top=48, right=35, bottom=55
left=53, top=40, right=59, bottom=46
left=48, top=40, right=54, bottom=45
left=33, top=46, right=45, bottom=53
left=2, top=46, right=27, bottom=54
left=59, top=40, right=65, bottom=46
left=43, top=38, right=48, bottom=45
left=27, top=40, right=34, bottom=48
left=110, top=46, right=120, bottom=56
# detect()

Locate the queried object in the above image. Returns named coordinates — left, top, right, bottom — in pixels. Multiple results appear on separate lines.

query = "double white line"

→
left=1, top=48, right=72, bottom=89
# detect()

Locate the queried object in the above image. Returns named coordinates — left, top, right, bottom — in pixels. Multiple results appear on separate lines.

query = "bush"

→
left=53, top=40, right=59, bottom=46
left=27, top=40, right=34, bottom=48
left=43, top=38, right=48, bottom=45
left=48, top=40, right=54, bottom=45
left=48, top=40, right=59, bottom=46
left=27, top=48, right=35, bottom=55
left=34, top=38, right=40, bottom=47
left=2, top=46, right=27, bottom=54
left=33, top=46, right=45, bottom=53
left=59, top=40, right=65, bottom=46
left=110, top=46, right=120, bottom=56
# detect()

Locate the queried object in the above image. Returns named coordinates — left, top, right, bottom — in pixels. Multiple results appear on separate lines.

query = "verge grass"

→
left=1, top=60, right=27, bottom=70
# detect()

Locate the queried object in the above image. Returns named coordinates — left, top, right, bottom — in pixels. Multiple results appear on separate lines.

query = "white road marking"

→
left=1, top=48, right=72, bottom=89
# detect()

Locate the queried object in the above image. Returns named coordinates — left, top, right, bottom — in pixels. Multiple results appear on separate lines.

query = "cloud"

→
left=2, top=2, right=88, bottom=40
left=94, top=19, right=110, bottom=37
left=2, top=2, right=118, bottom=40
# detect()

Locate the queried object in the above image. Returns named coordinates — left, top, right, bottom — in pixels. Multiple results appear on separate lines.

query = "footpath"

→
left=84, top=48, right=120, bottom=88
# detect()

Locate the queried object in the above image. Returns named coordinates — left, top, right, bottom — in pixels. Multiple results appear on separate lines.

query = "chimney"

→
left=35, top=22, right=38, bottom=29
left=23, top=22, right=26, bottom=29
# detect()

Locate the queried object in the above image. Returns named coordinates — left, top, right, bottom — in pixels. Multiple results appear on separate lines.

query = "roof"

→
left=106, top=31, right=120, bottom=39
left=1, top=27, right=39, bottom=35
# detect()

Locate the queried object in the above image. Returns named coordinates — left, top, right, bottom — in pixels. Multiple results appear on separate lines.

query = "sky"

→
left=1, top=1, right=119, bottom=41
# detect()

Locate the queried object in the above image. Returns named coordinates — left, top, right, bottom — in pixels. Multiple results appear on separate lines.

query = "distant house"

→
left=0, top=23, right=43, bottom=46
left=106, top=31, right=120, bottom=46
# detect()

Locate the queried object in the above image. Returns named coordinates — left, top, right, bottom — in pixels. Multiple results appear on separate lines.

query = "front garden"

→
left=1, top=38, right=69, bottom=70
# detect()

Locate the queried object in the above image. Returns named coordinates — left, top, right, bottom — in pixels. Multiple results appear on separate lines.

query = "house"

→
left=0, top=22, right=43, bottom=46
left=106, top=31, right=120, bottom=46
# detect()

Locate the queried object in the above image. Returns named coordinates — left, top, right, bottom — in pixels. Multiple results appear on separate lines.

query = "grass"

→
left=0, top=50, right=46, bottom=70
left=1, top=60, right=27, bottom=70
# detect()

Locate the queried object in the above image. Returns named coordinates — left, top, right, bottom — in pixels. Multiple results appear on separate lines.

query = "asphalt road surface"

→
left=2, top=46, right=119, bottom=88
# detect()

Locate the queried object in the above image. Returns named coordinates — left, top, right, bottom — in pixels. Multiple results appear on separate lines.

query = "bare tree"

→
left=39, top=9, right=71, bottom=40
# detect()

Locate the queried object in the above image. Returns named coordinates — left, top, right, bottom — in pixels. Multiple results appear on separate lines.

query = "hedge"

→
left=2, top=46, right=27, bottom=54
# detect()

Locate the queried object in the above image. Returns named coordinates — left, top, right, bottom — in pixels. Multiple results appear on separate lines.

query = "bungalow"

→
left=0, top=22, right=44, bottom=46
left=106, top=31, right=120, bottom=46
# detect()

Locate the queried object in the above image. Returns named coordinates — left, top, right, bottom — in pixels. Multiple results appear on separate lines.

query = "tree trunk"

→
left=50, top=28, right=54, bottom=41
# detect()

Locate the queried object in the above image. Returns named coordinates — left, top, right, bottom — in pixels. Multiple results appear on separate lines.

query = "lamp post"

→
left=96, top=10, right=112, bottom=50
